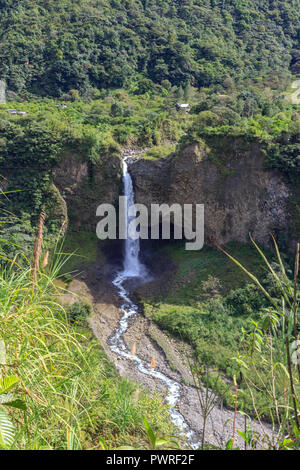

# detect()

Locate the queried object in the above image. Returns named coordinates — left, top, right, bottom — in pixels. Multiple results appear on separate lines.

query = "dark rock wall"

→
left=130, top=139, right=292, bottom=248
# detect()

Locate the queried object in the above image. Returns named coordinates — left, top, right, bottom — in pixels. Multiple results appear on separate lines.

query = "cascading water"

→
left=122, top=157, right=142, bottom=278
left=108, top=151, right=201, bottom=449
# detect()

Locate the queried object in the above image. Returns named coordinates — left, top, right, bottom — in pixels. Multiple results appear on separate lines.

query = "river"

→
left=108, top=152, right=201, bottom=448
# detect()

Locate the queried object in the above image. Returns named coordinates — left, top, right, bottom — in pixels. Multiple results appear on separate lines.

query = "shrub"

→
left=66, top=301, right=92, bottom=325
left=226, top=283, right=266, bottom=316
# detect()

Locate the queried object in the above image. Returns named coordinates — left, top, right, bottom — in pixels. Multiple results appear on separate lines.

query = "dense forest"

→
left=0, top=0, right=299, bottom=96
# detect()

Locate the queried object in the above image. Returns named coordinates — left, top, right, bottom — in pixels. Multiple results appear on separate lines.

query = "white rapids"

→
left=108, top=153, right=201, bottom=449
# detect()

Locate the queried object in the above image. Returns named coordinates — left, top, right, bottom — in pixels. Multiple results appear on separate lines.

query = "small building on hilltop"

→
left=5, top=109, right=27, bottom=116
left=177, top=103, right=190, bottom=113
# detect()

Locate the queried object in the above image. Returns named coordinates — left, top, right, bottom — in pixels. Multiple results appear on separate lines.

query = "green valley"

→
left=0, top=0, right=299, bottom=453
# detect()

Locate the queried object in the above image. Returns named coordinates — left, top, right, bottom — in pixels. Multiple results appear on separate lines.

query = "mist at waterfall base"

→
left=108, top=155, right=201, bottom=449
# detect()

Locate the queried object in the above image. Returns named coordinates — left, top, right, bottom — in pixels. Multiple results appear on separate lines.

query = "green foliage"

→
left=66, top=301, right=92, bottom=325
left=58, top=231, right=100, bottom=277
left=0, top=214, right=35, bottom=266
left=0, top=116, right=67, bottom=249
left=143, top=416, right=179, bottom=450
left=0, top=118, right=62, bottom=217
left=95, top=379, right=176, bottom=445
left=224, top=238, right=300, bottom=441
left=185, top=86, right=300, bottom=144
left=141, top=242, right=291, bottom=419
left=0, top=252, right=176, bottom=450
left=142, top=143, right=176, bottom=160
left=97, top=415, right=179, bottom=450
left=0, top=406, right=15, bottom=449
left=263, top=131, right=300, bottom=181
left=226, top=283, right=267, bottom=316
left=0, top=375, right=26, bottom=449
left=0, top=0, right=298, bottom=96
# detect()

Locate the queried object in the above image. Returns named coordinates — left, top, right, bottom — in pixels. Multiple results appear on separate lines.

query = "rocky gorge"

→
left=55, top=138, right=294, bottom=447
left=54, top=136, right=296, bottom=251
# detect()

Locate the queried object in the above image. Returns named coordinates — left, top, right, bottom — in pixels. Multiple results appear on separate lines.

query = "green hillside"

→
left=0, top=0, right=299, bottom=96
left=0, top=0, right=299, bottom=451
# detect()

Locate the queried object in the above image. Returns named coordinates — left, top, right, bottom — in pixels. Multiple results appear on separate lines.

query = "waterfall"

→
left=108, top=151, right=201, bottom=449
left=0, top=80, right=6, bottom=105
left=122, top=157, right=143, bottom=277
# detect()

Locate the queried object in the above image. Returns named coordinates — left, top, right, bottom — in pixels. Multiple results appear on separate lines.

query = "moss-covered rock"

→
left=54, top=150, right=122, bottom=231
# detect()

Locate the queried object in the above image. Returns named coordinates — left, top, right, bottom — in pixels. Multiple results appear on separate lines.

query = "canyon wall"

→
left=130, top=138, right=292, bottom=248
left=53, top=136, right=296, bottom=249
left=53, top=151, right=122, bottom=231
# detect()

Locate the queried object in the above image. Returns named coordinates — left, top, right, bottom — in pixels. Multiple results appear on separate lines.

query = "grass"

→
left=0, top=90, right=192, bottom=165
left=58, top=231, right=100, bottom=279
left=141, top=241, right=269, bottom=370
left=0, top=253, right=177, bottom=450
left=158, top=241, right=269, bottom=302
left=142, top=143, right=177, bottom=161
left=0, top=263, right=102, bottom=449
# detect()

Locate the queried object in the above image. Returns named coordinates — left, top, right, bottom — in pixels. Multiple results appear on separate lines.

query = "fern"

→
left=0, top=406, right=15, bottom=449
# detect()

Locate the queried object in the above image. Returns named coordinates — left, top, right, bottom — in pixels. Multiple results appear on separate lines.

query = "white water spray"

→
left=108, top=152, right=201, bottom=449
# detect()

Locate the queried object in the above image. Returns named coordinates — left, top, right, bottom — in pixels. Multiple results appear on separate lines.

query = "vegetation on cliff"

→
left=0, top=77, right=299, bottom=242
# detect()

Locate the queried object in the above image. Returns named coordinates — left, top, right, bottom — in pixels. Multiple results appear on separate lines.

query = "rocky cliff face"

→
left=53, top=137, right=294, bottom=249
left=53, top=151, right=122, bottom=231
left=130, top=138, right=292, bottom=248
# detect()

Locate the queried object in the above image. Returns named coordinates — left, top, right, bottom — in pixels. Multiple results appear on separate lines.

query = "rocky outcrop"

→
left=130, top=158, right=170, bottom=205
left=130, top=137, right=292, bottom=248
left=53, top=151, right=122, bottom=231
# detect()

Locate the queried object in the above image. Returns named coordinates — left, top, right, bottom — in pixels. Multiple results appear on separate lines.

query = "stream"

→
left=107, top=153, right=201, bottom=448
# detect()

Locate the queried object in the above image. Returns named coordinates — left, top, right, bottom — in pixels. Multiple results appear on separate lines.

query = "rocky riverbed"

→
left=60, top=254, right=275, bottom=450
